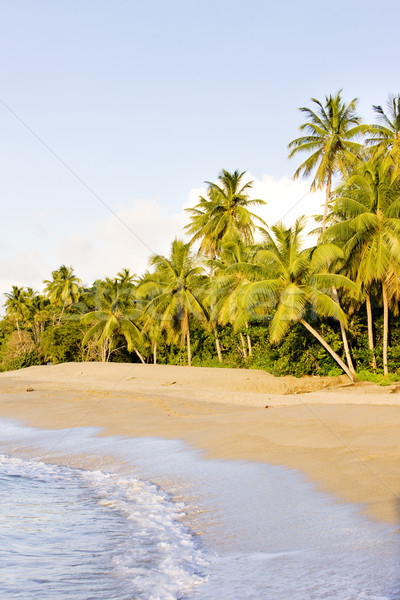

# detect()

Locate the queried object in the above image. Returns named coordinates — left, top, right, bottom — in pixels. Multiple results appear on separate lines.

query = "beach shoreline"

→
left=1, top=362, right=400, bottom=525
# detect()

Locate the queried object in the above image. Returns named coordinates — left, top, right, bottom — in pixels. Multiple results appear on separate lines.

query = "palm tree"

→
left=25, top=289, right=51, bottom=346
left=288, top=91, right=365, bottom=375
left=242, top=218, right=357, bottom=381
left=4, top=286, right=29, bottom=342
left=137, top=271, right=164, bottom=364
left=327, top=156, right=400, bottom=375
left=209, top=239, right=260, bottom=359
left=116, top=268, right=136, bottom=285
left=367, top=94, right=400, bottom=170
left=288, top=91, right=365, bottom=231
left=140, top=239, right=208, bottom=366
left=44, top=265, right=82, bottom=325
left=184, top=169, right=267, bottom=258
left=81, top=278, right=143, bottom=362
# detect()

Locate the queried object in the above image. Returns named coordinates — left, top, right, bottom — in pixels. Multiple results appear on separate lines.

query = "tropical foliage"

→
left=2, top=98, right=400, bottom=384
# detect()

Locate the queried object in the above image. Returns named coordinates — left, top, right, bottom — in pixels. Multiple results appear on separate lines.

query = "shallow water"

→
left=1, top=417, right=399, bottom=599
left=0, top=454, right=207, bottom=600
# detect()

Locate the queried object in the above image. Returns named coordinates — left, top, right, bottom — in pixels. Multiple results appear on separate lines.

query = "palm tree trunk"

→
left=245, top=322, right=252, bottom=355
left=57, top=299, right=67, bottom=326
left=300, top=319, right=356, bottom=382
left=331, top=287, right=355, bottom=374
left=133, top=346, right=145, bottom=364
left=365, top=293, right=377, bottom=371
left=382, top=282, right=389, bottom=376
left=239, top=332, right=247, bottom=358
left=187, top=331, right=191, bottom=366
left=247, top=334, right=252, bottom=355
left=214, top=326, right=222, bottom=362
left=153, top=340, right=157, bottom=364
left=101, top=339, right=108, bottom=362
left=15, top=318, right=22, bottom=343
left=322, top=173, right=332, bottom=233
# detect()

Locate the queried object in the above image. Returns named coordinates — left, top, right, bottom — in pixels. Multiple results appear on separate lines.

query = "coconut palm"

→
left=81, top=278, right=143, bottom=362
left=288, top=91, right=365, bottom=231
left=140, top=239, right=208, bottom=366
left=137, top=271, right=164, bottom=364
left=324, top=205, right=379, bottom=371
left=116, top=268, right=136, bottom=286
left=209, top=239, right=262, bottom=358
left=367, top=94, right=400, bottom=170
left=327, top=156, right=400, bottom=374
left=4, top=286, right=29, bottom=342
left=185, top=169, right=266, bottom=258
left=288, top=91, right=365, bottom=374
left=44, top=265, right=82, bottom=325
left=24, top=289, right=51, bottom=346
left=242, top=218, right=357, bottom=381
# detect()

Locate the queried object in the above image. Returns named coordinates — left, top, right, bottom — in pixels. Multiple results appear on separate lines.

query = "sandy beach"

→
left=0, top=361, right=400, bottom=525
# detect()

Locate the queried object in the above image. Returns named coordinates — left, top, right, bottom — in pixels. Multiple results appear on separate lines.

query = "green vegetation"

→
left=2, top=92, right=400, bottom=384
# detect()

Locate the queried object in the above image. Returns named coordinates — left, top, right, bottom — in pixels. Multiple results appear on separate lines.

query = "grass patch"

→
left=356, top=370, right=400, bottom=386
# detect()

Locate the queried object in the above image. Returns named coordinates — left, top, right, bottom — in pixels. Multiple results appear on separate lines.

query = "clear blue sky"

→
left=1, top=0, right=398, bottom=296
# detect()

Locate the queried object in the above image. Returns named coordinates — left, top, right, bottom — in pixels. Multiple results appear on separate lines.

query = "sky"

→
left=1, top=0, right=398, bottom=303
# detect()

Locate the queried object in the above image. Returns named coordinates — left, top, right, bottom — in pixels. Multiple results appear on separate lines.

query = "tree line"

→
left=1, top=91, right=400, bottom=383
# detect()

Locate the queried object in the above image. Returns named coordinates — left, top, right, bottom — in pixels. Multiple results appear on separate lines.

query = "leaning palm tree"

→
left=327, top=156, right=400, bottom=375
left=366, top=94, right=400, bottom=171
left=242, top=218, right=357, bottom=381
left=139, top=239, right=208, bottom=366
left=81, top=278, right=143, bottom=362
left=43, top=265, right=82, bottom=325
left=185, top=169, right=267, bottom=258
left=288, top=91, right=365, bottom=231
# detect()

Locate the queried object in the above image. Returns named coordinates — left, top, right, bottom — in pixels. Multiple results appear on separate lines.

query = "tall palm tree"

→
left=81, top=278, right=143, bottom=362
left=44, top=265, right=82, bottom=325
left=327, top=156, right=400, bottom=374
left=242, top=218, right=357, bottom=381
left=367, top=94, right=400, bottom=171
left=140, top=239, right=208, bottom=366
left=184, top=169, right=266, bottom=258
left=325, top=203, right=379, bottom=371
left=288, top=91, right=365, bottom=231
left=288, top=91, right=365, bottom=375
left=4, top=286, right=29, bottom=342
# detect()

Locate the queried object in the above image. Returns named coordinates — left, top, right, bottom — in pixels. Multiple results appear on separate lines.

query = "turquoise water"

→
left=1, top=418, right=400, bottom=599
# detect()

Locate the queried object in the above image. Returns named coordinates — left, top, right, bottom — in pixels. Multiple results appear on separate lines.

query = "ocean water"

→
left=1, top=417, right=400, bottom=600
left=0, top=454, right=207, bottom=600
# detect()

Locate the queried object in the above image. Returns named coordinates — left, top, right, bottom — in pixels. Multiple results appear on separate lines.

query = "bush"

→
left=356, top=370, right=400, bottom=386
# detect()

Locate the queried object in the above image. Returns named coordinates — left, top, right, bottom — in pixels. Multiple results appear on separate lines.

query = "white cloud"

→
left=0, top=174, right=326, bottom=310
left=184, top=185, right=208, bottom=210
left=246, top=173, right=325, bottom=236
left=57, top=197, right=188, bottom=285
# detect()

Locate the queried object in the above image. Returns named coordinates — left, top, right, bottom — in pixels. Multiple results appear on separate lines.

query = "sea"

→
left=0, top=417, right=399, bottom=600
